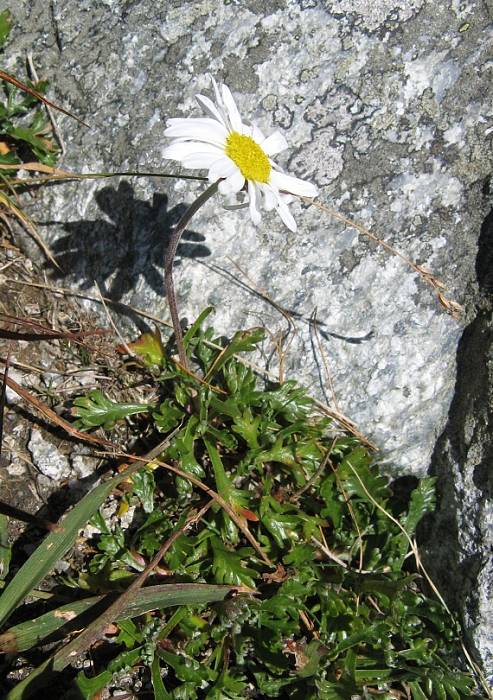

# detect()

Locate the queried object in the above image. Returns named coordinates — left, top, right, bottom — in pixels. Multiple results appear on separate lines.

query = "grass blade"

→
left=0, top=583, right=236, bottom=653
left=0, top=465, right=143, bottom=628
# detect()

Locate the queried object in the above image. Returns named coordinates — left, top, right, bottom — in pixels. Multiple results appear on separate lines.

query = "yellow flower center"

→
left=225, top=132, right=271, bottom=183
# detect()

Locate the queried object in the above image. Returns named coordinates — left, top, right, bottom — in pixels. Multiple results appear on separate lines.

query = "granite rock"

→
left=28, top=428, right=71, bottom=481
left=426, top=211, right=493, bottom=684
left=8, top=0, right=493, bottom=677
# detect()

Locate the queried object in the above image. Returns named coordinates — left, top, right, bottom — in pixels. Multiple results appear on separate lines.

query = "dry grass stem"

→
left=309, top=307, right=340, bottom=412
left=26, top=52, right=66, bottom=159
left=306, top=198, right=462, bottom=319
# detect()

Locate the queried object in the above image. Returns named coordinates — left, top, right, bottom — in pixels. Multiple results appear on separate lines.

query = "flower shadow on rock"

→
left=49, top=181, right=211, bottom=301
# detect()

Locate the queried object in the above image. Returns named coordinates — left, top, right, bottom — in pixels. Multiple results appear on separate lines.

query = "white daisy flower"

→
left=162, top=76, right=318, bottom=232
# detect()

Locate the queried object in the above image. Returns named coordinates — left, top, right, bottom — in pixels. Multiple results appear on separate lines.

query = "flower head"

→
left=162, top=76, right=318, bottom=232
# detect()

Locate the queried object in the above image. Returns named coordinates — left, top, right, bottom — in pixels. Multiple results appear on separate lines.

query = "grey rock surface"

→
left=6, top=0, right=493, bottom=678
left=28, top=428, right=71, bottom=481
left=425, top=228, right=493, bottom=683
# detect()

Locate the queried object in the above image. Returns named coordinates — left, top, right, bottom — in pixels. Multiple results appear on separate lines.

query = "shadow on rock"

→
left=424, top=202, right=493, bottom=674
left=476, top=207, right=493, bottom=293
left=47, top=181, right=211, bottom=301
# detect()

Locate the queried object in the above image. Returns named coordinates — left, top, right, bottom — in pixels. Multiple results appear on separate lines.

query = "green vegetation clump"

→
left=0, top=10, right=59, bottom=171
left=64, top=312, right=477, bottom=699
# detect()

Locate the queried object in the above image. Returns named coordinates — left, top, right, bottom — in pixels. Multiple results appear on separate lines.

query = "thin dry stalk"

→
left=26, top=52, right=66, bottom=158
left=94, top=281, right=133, bottom=357
left=0, top=189, right=60, bottom=268
left=328, top=454, right=364, bottom=572
left=164, top=180, right=220, bottom=368
left=306, top=198, right=463, bottom=319
left=0, top=69, right=88, bottom=126
left=309, top=307, right=340, bottom=412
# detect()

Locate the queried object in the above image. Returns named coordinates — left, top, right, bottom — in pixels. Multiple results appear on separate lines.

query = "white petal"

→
left=208, top=74, right=232, bottom=127
left=259, top=184, right=277, bottom=211
left=250, top=124, right=265, bottom=142
left=162, top=141, right=222, bottom=161
left=181, top=152, right=222, bottom=169
left=269, top=170, right=318, bottom=198
left=280, top=192, right=295, bottom=205
left=218, top=168, right=245, bottom=194
left=164, top=118, right=228, bottom=147
left=248, top=181, right=262, bottom=225
left=208, top=155, right=238, bottom=180
left=209, top=75, right=225, bottom=111
left=276, top=196, right=297, bottom=232
left=261, top=131, right=289, bottom=156
left=196, top=93, right=227, bottom=126
left=221, top=83, right=243, bottom=132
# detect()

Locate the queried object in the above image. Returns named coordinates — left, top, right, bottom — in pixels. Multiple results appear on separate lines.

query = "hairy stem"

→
left=164, top=180, right=220, bottom=368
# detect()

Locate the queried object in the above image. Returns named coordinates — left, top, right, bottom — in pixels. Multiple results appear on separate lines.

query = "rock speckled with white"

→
left=28, top=428, right=71, bottom=481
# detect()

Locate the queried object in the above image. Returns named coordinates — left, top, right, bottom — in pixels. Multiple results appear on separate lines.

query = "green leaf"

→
left=153, top=398, right=184, bottom=433
left=116, top=618, right=143, bottom=647
left=252, top=670, right=294, bottom=696
left=205, top=670, right=247, bottom=699
left=210, top=537, right=257, bottom=588
left=183, top=306, right=215, bottom=350
left=283, top=543, right=316, bottom=567
left=130, top=467, right=156, bottom=513
left=159, top=649, right=216, bottom=684
left=152, top=656, right=173, bottom=699
left=76, top=647, right=143, bottom=699
left=204, top=437, right=234, bottom=499
left=9, top=115, right=58, bottom=164
left=260, top=497, right=301, bottom=548
left=329, top=622, right=390, bottom=658
left=316, top=677, right=362, bottom=700
left=72, top=389, right=154, bottom=429
left=231, top=408, right=261, bottom=449
left=204, top=327, right=265, bottom=380
left=320, top=474, right=345, bottom=528
left=401, top=477, right=436, bottom=536
left=222, top=360, right=257, bottom=399
left=398, top=637, right=434, bottom=663
left=339, top=447, right=389, bottom=503
left=0, top=583, right=233, bottom=653
left=0, top=10, right=12, bottom=48
left=125, top=329, right=166, bottom=367
left=408, top=680, right=428, bottom=700
left=295, top=640, right=326, bottom=678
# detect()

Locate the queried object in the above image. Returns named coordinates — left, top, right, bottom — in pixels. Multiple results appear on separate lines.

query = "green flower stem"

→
left=164, top=179, right=220, bottom=369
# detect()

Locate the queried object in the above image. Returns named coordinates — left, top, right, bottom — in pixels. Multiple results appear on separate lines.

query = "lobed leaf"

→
left=72, top=388, right=154, bottom=429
